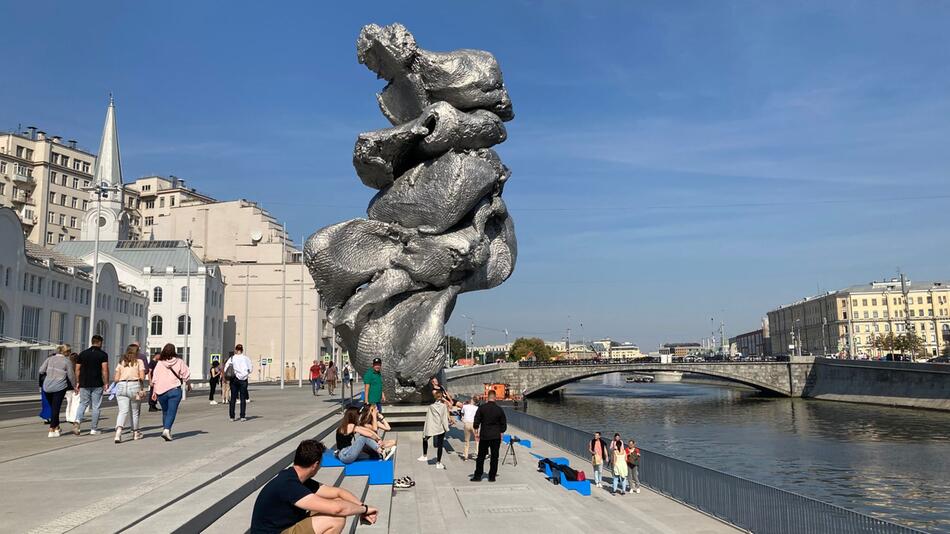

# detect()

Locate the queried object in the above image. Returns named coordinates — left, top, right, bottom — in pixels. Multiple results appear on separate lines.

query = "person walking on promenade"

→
left=610, top=433, right=629, bottom=495
left=325, top=361, right=338, bottom=396
left=335, top=407, right=394, bottom=464
left=150, top=343, right=192, bottom=441
left=64, top=351, right=82, bottom=426
left=363, top=358, right=385, bottom=412
left=627, top=439, right=641, bottom=494
left=39, top=345, right=76, bottom=438
left=226, top=344, right=253, bottom=421
left=73, top=334, right=110, bottom=435
left=342, top=363, right=352, bottom=398
left=309, top=360, right=322, bottom=396
left=470, top=390, right=507, bottom=482
left=459, top=397, right=479, bottom=461
left=250, top=439, right=378, bottom=533
left=38, top=355, right=53, bottom=424
left=419, top=390, right=450, bottom=469
left=208, top=360, right=221, bottom=405
left=113, top=344, right=146, bottom=443
left=588, top=431, right=611, bottom=488
left=147, top=351, right=160, bottom=412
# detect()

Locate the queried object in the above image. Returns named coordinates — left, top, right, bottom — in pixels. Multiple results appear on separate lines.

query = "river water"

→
left=526, top=373, right=950, bottom=533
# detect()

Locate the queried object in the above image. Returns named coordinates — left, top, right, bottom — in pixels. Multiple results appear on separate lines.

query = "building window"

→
left=70, top=216, right=77, bottom=228
left=153, top=287, right=163, bottom=303
left=48, top=212, right=56, bottom=224
left=180, top=286, right=188, bottom=303
left=170, top=196, right=175, bottom=207
left=71, top=197, right=78, bottom=208
left=144, top=216, right=153, bottom=226
left=46, top=232, right=54, bottom=244
left=20, top=306, right=41, bottom=342
left=72, top=177, right=80, bottom=188
left=150, top=315, right=163, bottom=336
left=177, top=315, right=191, bottom=335
left=159, top=197, right=165, bottom=208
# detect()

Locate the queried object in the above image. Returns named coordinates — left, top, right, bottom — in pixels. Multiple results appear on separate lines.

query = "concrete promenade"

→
left=0, top=385, right=341, bottom=533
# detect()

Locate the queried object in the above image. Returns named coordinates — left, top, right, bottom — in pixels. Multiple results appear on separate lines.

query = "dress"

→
left=612, top=447, right=629, bottom=478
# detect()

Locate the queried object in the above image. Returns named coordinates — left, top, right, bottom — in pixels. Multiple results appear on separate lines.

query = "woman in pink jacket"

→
left=150, top=343, right=192, bottom=441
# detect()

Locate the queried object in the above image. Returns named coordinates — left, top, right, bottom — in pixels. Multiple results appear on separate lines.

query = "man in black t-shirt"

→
left=250, top=440, right=378, bottom=534
left=73, top=335, right=109, bottom=435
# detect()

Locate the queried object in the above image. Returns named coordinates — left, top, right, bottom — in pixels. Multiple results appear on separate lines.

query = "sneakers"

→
left=383, top=446, right=397, bottom=461
left=89, top=429, right=101, bottom=435
left=240, top=417, right=247, bottom=422
left=417, top=455, right=427, bottom=462
left=133, top=431, right=143, bottom=441
left=210, top=400, right=218, bottom=405
left=47, top=430, right=60, bottom=438
left=114, top=427, right=123, bottom=443
left=161, top=429, right=172, bottom=441
left=636, top=488, right=641, bottom=494
left=435, top=462, right=446, bottom=470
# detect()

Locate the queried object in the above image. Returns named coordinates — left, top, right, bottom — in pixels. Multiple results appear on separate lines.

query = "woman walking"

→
left=114, top=344, right=146, bottom=443
left=208, top=360, right=221, bottom=405
left=418, top=390, right=450, bottom=469
left=611, top=433, right=629, bottom=495
left=335, top=407, right=394, bottom=464
left=324, top=361, right=338, bottom=395
left=150, top=343, right=192, bottom=441
left=38, top=345, right=76, bottom=438
left=626, top=439, right=641, bottom=494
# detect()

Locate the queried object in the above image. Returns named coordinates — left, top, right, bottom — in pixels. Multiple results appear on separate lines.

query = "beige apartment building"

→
left=149, top=199, right=333, bottom=380
left=123, top=175, right=215, bottom=240
left=0, top=128, right=96, bottom=246
left=768, top=279, right=950, bottom=358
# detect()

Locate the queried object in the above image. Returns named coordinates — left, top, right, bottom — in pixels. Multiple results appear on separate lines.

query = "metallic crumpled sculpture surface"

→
left=304, top=23, right=517, bottom=402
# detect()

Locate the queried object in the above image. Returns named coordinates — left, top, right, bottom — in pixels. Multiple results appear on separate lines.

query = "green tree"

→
left=445, top=336, right=467, bottom=363
left=510, top=337, right=558, bottom=361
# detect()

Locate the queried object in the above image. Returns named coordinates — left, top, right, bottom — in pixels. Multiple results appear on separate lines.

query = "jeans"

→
left=208, top=376, right=219, bottom=400
left=473, top=438, right=501, bottom=480
left=45, top=388, right=68, bottom=429
left=76, top=387, right=104, bottom=429
left=337, top=434, right=378, bottom=464
left=613, top=472, right=629, bottom=493
left=115, top=382, right=142, bottom=430
left=628, top=465, right=640, bottom=490
left=230, top=379, right=248, bottom=419
left=311, top=378, right=321, bottom=395
left=423, top=432, right=446, bottom=463
left=592, top=463, right=603, bottom=485
left=158, top=387, right=183, bottom=430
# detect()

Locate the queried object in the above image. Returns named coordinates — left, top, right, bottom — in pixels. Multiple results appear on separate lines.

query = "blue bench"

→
left=321, top=449, right=394, bottom=485
left=532, top=453, right=591, bottom=496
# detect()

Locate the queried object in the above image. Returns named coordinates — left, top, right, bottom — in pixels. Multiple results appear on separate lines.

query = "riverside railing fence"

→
left=503, top=408, right=928, bottom=534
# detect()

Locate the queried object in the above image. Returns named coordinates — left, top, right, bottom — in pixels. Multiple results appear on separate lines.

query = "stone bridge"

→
left=445, top=357, right=817, bottom=397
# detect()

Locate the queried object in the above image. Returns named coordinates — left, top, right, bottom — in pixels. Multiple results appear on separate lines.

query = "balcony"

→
left=13, top=171, right=36, bottom=186
left=11, top=191, right=34, bottom=205
left=20, top=214, right=37, bottom=226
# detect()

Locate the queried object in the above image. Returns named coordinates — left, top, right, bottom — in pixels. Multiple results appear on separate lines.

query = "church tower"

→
left=81, top=95, right=130, bottom=241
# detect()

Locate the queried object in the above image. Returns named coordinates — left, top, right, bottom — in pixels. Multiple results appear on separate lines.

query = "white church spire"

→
left=81, top=94, right=130, bottom=241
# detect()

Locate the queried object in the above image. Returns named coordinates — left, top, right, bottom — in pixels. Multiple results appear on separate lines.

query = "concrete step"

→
left=356, top=483, right=393, bottom=532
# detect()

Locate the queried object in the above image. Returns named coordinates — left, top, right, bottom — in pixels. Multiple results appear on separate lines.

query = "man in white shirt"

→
left=460, top=397, right=480, bottom=461
left=225, top=344, right=253, bottom=421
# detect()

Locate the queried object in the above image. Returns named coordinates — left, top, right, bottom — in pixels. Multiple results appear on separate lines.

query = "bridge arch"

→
left=525, top=364, right=792, bottom=397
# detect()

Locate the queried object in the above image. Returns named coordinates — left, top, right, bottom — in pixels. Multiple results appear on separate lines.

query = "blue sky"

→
left=3, top=1, right=949, bottom=349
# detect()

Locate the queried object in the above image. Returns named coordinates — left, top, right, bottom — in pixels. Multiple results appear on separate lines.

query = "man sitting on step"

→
left=251, top=439, right=378, bottom=534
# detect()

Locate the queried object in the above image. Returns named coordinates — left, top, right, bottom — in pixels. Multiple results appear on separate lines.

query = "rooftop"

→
left=54, top=240, right=206, bottom=272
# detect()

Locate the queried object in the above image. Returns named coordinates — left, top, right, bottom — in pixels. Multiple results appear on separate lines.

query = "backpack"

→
left=224, top=360, right=236, bottom=380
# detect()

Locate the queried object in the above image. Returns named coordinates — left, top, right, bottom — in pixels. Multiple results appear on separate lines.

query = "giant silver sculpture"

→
left=304, top=23, right=517, bottom=402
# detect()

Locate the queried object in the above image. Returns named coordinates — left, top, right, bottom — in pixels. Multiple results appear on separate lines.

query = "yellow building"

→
left=768, top=279, right=950, bottom=358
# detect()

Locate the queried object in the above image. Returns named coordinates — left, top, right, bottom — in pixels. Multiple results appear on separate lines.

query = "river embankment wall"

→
left=804, top=358, right=950, bottom=411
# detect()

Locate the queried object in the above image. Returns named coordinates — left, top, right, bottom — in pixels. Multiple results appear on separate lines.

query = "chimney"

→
left=36, top=131, right=46, bottom=141
left=51, top=136, right=62, bottom=144
left=27, top=126, right=37, bottom=140
left=68, top=140, right=77, bottom=148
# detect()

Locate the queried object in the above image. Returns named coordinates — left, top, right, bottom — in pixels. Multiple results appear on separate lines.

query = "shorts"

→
left=281, top=517, right=315, bottom=534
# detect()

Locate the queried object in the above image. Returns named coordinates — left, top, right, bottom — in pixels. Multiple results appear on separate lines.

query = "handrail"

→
left=503, top=409, right=928, bottom=534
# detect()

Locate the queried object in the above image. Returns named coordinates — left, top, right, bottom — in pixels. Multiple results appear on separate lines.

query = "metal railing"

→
left=503, top=409, right=928, bottom=534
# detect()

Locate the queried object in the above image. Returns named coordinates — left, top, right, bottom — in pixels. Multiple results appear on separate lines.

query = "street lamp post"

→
left=83, top=181, right=121, bottom=341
